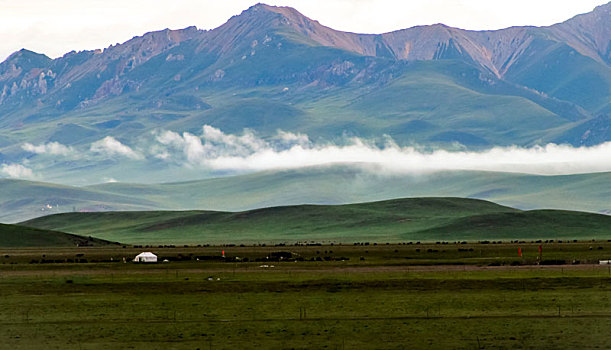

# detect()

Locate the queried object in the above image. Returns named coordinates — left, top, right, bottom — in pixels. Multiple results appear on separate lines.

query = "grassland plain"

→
left=0, top=243, right=610, bottom=349
left=20, top=198, right=611, bottom=245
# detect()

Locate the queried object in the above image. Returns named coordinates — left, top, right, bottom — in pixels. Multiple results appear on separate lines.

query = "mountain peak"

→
left=218, top=2, right=383, bottom=56
left=236, top=2, right=317, bottom=27
left=1, top=49, right=51, bottom=73
left=245, top=3, right=301, bottom=14
left=6, top=49, right=50, bottom=62
left=251, top=3, right=312, bottom=19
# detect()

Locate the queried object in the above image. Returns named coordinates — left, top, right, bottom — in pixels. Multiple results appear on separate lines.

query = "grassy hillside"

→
left=418, top=210, right=611, bottom=241
left=3, top=168, right=610, bottom=224
left=21, top=198, right=611, bottom=244
left=1, top=54, right=604, bottom=188
left=0, top=178, right=161, bottom=223
left=0, top=223, right=117, bottom=247
left=88, top=168, right=611, bottom=215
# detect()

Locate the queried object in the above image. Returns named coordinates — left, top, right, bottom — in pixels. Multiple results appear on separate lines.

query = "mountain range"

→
left=0, top=3, right=610, bottom=225
left=1, top=2, right=610, bottom=162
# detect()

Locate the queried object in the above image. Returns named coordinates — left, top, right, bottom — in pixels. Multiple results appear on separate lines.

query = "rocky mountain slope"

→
left=0, top=3, right=609, bottom=181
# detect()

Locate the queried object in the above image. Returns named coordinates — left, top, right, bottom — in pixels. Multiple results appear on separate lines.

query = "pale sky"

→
left=0, top=0, right=608, bottom=62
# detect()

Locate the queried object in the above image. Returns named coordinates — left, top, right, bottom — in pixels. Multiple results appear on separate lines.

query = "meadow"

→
left=1, top=242, right=610, bottom=349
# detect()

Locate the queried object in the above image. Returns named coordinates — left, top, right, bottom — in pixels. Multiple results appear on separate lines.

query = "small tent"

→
left=133, top=252, right=157, bottom=263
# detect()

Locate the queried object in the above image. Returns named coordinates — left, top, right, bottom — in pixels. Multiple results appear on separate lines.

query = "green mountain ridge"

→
left=20, top=197, right=611, bottom=244
left=1, top=167, right=609, bottom=224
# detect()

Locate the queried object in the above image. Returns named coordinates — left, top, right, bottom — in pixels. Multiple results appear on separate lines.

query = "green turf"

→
left=1, top=244, right=610, bottom=350
left=20, top=197, right=611, bottom=244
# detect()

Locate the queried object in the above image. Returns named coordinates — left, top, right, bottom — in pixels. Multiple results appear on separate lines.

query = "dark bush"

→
left=270, top=252, right=292, bottom=259
left=541, top=260, right=566, bottom=265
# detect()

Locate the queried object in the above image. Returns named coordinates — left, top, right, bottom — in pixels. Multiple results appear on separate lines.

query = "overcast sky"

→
left=0, top=0, right=608, bottom=61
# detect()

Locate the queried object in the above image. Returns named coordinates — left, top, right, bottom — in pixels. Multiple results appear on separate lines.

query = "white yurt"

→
left=133, top=252, right=158, bottom=263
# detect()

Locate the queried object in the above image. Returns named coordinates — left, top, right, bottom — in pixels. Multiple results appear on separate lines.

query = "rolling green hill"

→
left=2, top=168, right=610, bottom=224
left=87, top=167, right=611, bottom=215
left=0, top=178, right=161, bottom=223
left=0, top=223, right=118, bottom=247
left=21, top=198, right=611, bottom=244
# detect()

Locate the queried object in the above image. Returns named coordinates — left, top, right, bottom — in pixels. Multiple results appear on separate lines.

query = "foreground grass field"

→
left=1, top=243, right=610, bottom=349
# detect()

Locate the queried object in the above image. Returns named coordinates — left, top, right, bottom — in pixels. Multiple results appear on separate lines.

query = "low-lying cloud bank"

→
left=153, top=126, right=611, bottom=175
left=16, top=125, right=611, bottom=178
